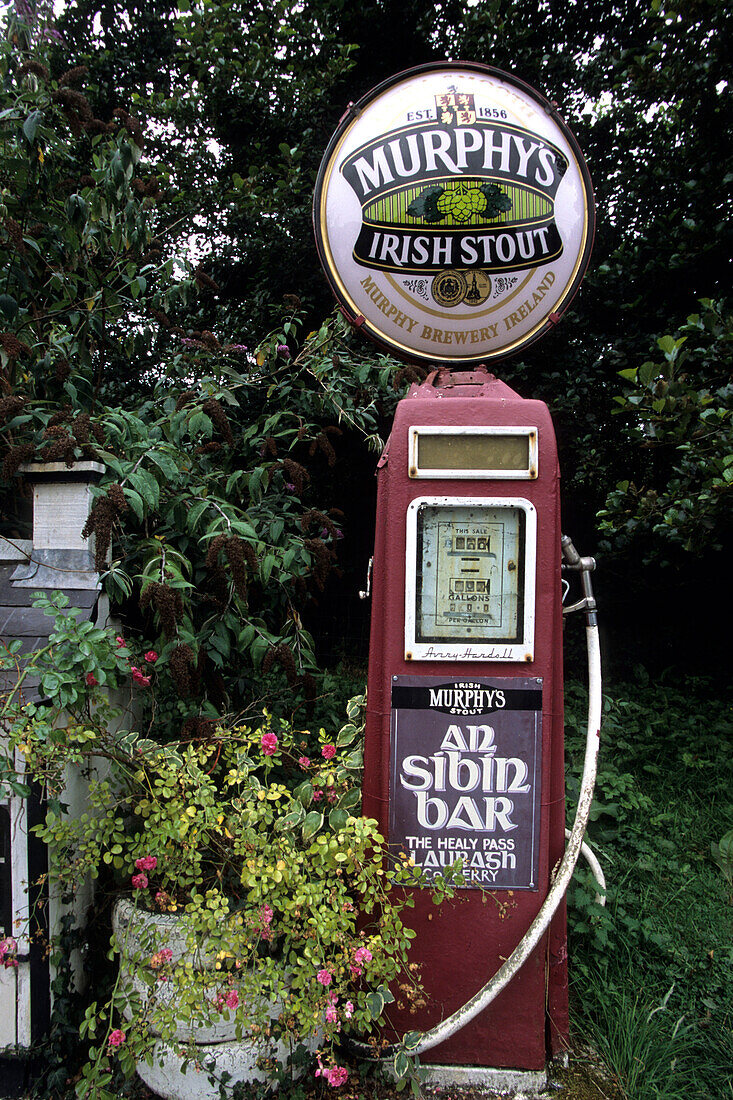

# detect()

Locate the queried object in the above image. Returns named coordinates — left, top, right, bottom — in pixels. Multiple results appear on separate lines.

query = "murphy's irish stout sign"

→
left=314, top=63, right=595, bottom=364
left=389, top=676, right=543, bottom=889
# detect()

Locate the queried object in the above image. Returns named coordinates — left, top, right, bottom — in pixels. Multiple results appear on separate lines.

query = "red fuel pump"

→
left=363, top=367, right=567, bottom=1070
left=313, top=62, right=599, bottom=1082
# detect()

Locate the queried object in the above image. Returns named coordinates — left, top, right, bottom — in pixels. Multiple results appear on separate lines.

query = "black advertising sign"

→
left=389, top=675, right=543, bottom=890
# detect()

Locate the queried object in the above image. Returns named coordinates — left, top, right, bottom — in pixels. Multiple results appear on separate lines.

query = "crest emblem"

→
left=436, top=89, right=476, bottom=126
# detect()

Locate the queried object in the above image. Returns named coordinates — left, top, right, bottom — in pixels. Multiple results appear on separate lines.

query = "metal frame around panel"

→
left=404, top=496, right=537, bottom=662
left=408, top=425, right=539, bottom=480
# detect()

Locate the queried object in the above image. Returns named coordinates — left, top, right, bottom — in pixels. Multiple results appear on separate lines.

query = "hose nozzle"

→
left=561, top=534, right=597, bottom=625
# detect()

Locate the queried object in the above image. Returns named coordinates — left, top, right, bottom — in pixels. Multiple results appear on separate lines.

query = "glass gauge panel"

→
left=415, top=503, right=525, bottom=643
left=417, top=433, right=530, bottom=472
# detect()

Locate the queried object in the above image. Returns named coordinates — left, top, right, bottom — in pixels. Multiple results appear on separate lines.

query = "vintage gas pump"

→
left=314, top=63, right=599, bottom=1085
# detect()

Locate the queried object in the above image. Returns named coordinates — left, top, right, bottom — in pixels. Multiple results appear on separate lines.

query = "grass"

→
left=564, top=672, right=733, bottom=1100
left=578, top=984, right=695, bottom=1099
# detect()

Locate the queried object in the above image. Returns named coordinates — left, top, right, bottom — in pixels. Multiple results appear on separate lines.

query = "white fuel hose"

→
left=346, top=623, right=602, bottom=1059
left=570, top=831, right=607, bottom=906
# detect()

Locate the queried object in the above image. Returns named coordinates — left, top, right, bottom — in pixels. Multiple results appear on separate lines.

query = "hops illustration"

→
left=437, top=182, right=487, bottom=223
left=408, top=181, right=512, bottom=224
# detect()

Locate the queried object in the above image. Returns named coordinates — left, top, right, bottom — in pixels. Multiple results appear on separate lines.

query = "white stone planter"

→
left=134, top=1035, right=304, bottom=1100
left=113, top=898, right=241, bottom=1043
left=112, top=898, right=319, bottom=1099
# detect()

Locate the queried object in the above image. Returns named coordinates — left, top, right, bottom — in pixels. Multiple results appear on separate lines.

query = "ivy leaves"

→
left=407, top=184, right=445, bottom=223
left=481, top=181, right=513, bottom=219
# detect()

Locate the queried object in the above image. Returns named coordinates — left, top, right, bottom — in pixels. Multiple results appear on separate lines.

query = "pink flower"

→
left=321, top=744, right=336, bottom=760
left=151, top=947, right=174, bottom=969
left=85, top=672, right=98, bottom=687
left=327, top=789, right=338, bottom=803
left=313, top=789, right=323, bottom=802
left=277, top=344, right=291, bottom=359
left=349, top=963, right=362, bottom=978
left=259, top=905, right=273, bottom=926
left=116, top=636, right=126, bottom=648
left=344, top=1001, right=354, bottom=1019
left=131, top=873, right=148, bottom=889
left=327, top=1066, right=348, bottom=1087
left=261, top=731, right=278, bottom=756
left=131, top=666, right=151, bottom=687
left=144, top=650, right=158, bottom=664
left=315, top=1056, right=347, bottom=1085
left=135, top=855, right=157, bottom=872
left=316, top=968, right=333, bottom=986
left=215, top=988, right=241, bottom=1013
left=354, top=946, right=372, bottom=964
left=108, top=1029, right=126, bottom=1048
left=325, top=1003, right=338, bottom=1023
left=0, top=937, right=18, bottom=969
left=298, top=756, right=311, bottom=768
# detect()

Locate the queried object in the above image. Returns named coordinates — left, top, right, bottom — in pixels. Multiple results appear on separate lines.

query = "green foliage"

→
left=579, top=982, right=696, bottom=1100
left=24, top=0, right=728, bottom=683
left=565, top=675, right=733, bottom=1099
left=1, top=616, right=460, bottom=1095
left=2, top=0, right=730, bottom=693
left=0, top=41, right=195, bottom=408
left=711, top=828, right=733, bottom=902
left=598, top=300, right=733, bottom=560
left=0, top=25, right=406, bottom=723
left=0, top=2, right=731, bottom=1094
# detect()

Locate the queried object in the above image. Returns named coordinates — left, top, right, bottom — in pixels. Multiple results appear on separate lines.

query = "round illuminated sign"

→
left=314, top=62, right=595, bottom=365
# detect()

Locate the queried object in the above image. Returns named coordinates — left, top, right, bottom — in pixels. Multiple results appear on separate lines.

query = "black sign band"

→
left=353, top=220, right=563, bottom=274
left=391, top=683, right=542, bottom=713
